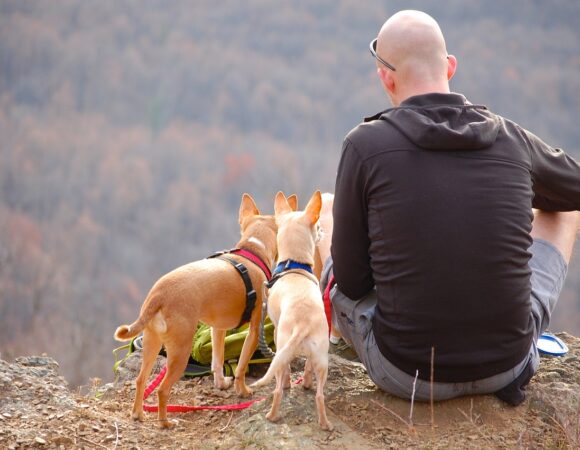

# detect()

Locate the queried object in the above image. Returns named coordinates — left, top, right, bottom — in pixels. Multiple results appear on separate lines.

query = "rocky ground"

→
left=1, top=332, right=579, bottom=449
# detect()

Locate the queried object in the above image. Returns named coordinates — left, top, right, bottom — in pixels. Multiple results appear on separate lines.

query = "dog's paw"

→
left=235, top=380, right=253, bottom=398
left=214, top=376, right=233, bottom=390
left=329, top=334, right=342, bottom=345
left=160, top=419, right=177, bottom=429
left=265, top=410, right=281, bottom=423
left=131, top=411, right=144, bottom=422
left=319, top=419, right=334, bottom=431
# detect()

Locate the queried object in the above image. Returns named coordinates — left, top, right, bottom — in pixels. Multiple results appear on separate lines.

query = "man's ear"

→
left=239, top=193, right=260, bottom=225
left=304, top=190, right=322, bottom=225
left=447, top=54, right=457, bottom=81
left=287, top=194, right=298, bottom=211
left=274, top=191, right=292, bottom=216
left=377, top=67, right=395, bottom=95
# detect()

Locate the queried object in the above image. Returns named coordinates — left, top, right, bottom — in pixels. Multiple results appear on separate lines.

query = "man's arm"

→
left=525, top=130, right=580, bottom=211
left=331, top=139, right=374, bottom=299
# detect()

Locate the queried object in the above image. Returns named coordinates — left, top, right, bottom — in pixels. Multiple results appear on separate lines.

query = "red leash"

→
left=142, top=365, right=265, bottom=413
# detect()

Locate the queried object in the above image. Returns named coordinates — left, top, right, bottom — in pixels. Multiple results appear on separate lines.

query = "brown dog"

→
left=114, top=194, right=277, bottom=428
left=251, top=191, right=333, bottom=431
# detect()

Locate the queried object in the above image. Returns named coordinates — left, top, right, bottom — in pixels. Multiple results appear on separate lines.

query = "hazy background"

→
left=1, top=0, right=579, bottom=387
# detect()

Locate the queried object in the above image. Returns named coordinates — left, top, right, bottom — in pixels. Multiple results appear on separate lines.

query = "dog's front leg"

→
left=211, top=327, right=232, bottom=390
left=234, top=320, right=259, bottom=397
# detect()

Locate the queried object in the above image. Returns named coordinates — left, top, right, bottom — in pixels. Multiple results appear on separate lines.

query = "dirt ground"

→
left=1, top=332, right=579, bottom=449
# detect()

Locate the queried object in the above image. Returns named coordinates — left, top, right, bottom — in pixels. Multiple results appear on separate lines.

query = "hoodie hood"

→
left=367, top=93, right=500, bottom=150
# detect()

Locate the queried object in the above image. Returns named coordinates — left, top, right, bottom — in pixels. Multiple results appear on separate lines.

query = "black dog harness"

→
left=208, top=248, right=271, bottom=328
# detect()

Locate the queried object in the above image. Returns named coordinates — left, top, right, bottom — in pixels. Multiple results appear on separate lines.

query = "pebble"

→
left=103, top=434, right=117, bottom=443
left=35, top=437, right=47, bottom=445
left=53, top=436, right=74, bottom=446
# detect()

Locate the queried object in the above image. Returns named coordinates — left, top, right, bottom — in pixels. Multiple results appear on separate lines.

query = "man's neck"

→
left=392, top=83, right=450, bottom=106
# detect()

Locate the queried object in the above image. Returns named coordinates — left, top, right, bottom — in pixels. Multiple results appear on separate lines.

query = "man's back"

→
left=332, top=92, right=578, bottom=381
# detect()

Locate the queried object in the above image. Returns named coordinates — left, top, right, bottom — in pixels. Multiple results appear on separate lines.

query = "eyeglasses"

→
left=369, top=38, right=396, bottom=71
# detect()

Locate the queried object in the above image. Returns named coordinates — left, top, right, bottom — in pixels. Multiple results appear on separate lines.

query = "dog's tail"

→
left=251, top=326, right=308, bottom=388
left=114, top=294, right=164, bottom=342
left=114, top=322, right=143, bottom=342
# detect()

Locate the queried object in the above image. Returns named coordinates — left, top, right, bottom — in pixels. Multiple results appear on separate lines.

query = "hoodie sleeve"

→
left=525, top=129, right=580, bottom=211
left=331, top=138, right=374, bottom=300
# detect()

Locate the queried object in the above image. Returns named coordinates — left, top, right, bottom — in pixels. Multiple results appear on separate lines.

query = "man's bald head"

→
left=377, top=10, right=448, bottom=77
left=374, top=10, right=455, bottom=104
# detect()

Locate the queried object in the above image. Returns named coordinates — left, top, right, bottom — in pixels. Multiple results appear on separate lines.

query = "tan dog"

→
left=317, top=192, right=334, bottom=268
left=114, top=194, right=277, bottom=428
left=251, top=191, right=333, bottom=431
left=311, top=192, right=342, bottom=345
left=317, top=192, right=342, bottom=344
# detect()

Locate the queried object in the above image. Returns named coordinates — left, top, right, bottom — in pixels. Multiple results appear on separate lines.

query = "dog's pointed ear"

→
left=287, top=194, right=298, bottom=212
left=304, top=190, right=322, bottom=225
left=239, top=193, right=260, bottom=224
left=274, top=191, right=292, bottom=216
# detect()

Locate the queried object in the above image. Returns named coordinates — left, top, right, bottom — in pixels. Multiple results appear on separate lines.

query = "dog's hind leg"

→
left=265, top=369, right=285, bottom=423
left=302, top=358, right=313, bottom=390
left=211, top=327, right=233, bottom=390
left=132, top=329, right=163, bottom=422
left=271, top=327, right=292, bottom=389
left=313, top=358, right=333, bottom=431
left=282, top=363, right=291, bottom=389
left=157, top=329, right=195, bottom=428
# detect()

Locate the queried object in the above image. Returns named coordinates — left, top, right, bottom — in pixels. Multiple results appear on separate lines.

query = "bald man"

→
left=323, top=10, right=580, bottom=405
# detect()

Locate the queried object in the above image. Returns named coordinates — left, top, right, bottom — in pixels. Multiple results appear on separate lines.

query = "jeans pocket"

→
left=355, top=292, right=376, bottom=336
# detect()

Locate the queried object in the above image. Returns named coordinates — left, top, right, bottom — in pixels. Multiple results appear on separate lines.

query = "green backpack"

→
left=113, top=319, right=276, bottom=378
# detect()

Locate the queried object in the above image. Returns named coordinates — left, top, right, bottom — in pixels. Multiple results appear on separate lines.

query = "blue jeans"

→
left=325, top=238, right=567, bottom=401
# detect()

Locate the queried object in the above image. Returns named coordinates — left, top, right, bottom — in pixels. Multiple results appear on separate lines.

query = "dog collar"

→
left=272, top=259, right=313, bottom=277
left=231, top=248, right=272, bottom=280
left=209, top=248, right=272, bottom=280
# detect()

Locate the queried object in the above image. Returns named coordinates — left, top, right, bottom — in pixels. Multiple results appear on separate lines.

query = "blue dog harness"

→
left=266, top=259, right=315, bottom=289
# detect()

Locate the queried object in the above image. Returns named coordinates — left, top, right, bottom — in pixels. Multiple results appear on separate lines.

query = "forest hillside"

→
left=1, top=0, right=579, bottom=386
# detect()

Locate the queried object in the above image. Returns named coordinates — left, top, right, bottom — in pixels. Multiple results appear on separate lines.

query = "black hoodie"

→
left=332, top=92, right=580, bottom=382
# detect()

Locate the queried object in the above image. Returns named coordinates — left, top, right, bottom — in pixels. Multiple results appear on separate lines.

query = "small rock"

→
left=103, top=434, right=117, bottom=443
left=53, top=436, right=74, bottom=446
left=35, top=436, right=47, bottom=445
